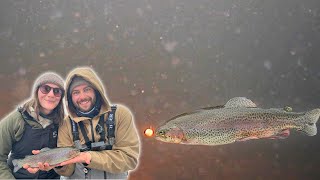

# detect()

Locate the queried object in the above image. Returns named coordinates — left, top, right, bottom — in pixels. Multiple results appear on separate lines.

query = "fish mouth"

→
left=154, top=135, right=182, bottom=143
left=154, top=135, right=166, bottom=142
left=154, top=133, right=171, bottom=143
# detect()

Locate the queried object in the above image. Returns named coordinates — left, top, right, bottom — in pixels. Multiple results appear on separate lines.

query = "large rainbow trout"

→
left=155, top=97, right=320, bottom=146
left=12, top=147, right=80, bottom=172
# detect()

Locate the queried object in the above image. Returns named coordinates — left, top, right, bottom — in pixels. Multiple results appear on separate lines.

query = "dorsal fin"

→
left=224, top=97, right=257, bottom=108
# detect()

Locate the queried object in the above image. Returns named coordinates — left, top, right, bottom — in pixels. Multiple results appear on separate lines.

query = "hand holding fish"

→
left=14, top=147, right=80, bottom=173
left=59, top=152, right=91, bottom=166
left=23, top=162, right=53, bottom=174
left=23, top=150, right=55, bottom=173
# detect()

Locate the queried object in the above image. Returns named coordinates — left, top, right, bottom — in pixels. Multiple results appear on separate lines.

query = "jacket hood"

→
left=65, top=67, right=110, bottom=121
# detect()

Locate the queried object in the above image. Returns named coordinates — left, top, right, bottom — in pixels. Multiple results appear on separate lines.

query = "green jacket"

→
left=0, top=110, right=44, bottom=179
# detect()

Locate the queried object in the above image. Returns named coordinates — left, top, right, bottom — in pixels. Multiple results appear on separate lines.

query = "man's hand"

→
left=59, top=152, right=91, bottom=166
left=23, top=150, right=55, bottom=173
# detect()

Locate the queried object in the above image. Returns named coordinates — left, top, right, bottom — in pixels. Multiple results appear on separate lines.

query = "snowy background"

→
left=0, top=0, right=320, bottom=179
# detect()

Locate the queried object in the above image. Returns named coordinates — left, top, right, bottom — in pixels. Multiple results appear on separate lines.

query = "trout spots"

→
left=307, top=122, right=314, bottom=126
left=155, top=97, right=320, bottom=146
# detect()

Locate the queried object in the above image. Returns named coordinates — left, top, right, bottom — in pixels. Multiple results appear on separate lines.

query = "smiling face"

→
left=38, top=83, right=62, bottom=115
left=71, top=84, right=96, bottom=112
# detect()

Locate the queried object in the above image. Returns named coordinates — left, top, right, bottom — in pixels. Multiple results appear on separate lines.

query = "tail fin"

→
left=12, top=159, right=22, bottom=173
left=300, top=108, right=320, bottom=136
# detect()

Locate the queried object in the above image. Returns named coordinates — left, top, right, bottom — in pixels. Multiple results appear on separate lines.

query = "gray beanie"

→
left=34, top=72, right=64, bottom=90
left=69, top=76, right=92, bottom=94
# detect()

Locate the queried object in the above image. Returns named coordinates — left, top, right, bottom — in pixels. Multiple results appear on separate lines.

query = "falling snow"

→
left=0, top=1, right=319, bottom=180
left=263, top=61, right=272, bottom=71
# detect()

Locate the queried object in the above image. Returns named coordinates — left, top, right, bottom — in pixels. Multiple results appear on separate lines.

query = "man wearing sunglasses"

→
left=50, top=67, right=140, bottom=179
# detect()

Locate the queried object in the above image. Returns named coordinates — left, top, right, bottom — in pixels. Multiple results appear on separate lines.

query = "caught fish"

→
left=155, top=97, right=320, bottom=146
left=12, top=147, right=80, bottom=172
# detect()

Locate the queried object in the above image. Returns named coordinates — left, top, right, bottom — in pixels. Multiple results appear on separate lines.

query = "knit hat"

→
left=34, top=72, right=64, bottom=90
left=69, top=76, right=92, bottom=94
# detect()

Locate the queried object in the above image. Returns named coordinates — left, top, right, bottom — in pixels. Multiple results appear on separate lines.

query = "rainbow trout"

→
left=12, top=147, right=80, bottom=172
left=155, top=97, right=320, bottom=146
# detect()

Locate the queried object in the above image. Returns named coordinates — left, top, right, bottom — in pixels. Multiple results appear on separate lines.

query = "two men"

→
left=28, top=67, right=140, bottom=179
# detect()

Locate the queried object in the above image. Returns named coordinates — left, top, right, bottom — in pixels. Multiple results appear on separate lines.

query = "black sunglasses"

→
left=39, top=85, right=63, bottom=97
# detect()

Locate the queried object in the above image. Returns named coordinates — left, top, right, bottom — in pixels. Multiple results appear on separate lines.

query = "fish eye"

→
left=158, top=130, right=166, bottom=136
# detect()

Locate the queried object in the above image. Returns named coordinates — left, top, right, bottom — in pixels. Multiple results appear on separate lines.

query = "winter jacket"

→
left=54, top=67, right=140, bottom=179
